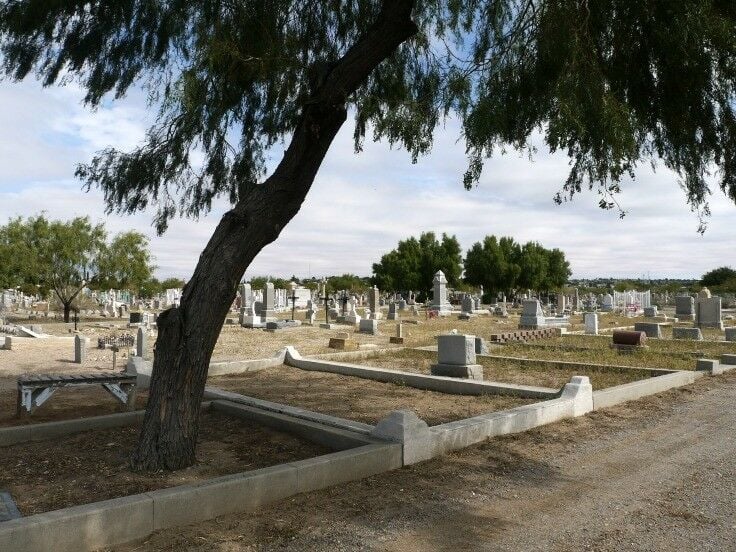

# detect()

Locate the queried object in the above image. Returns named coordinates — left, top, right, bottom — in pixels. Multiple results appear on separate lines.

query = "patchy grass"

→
left=353, top=348, right=649, bottom=390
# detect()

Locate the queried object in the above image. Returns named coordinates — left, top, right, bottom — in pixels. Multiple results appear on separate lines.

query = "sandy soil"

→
left=113, top=372, right=736, bottom=552
left=355, top=349, right=647, bottom=390
left=209, top=365, right=531, bottom=426
left=0, top=409, right=329, bottom=516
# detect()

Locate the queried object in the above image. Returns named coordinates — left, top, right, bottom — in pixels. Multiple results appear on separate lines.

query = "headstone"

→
left=675, top=295, right=695, bottom=321
left=387, top=302, right=400, bottom=320
left=345, top=300, right=361, bottom=325
left=698, top=287, right=712, bottom=299
left=74, top=335, right=86, bottom=364
left=672, top=327, right=703, bottom=340
left=359, top=318, right=379, bottom=335
left=431, top=270, right=451, bottom=315
left=262, top=283, right=275, bottom=321
left=725, top=327, right=736, bottom=342
left=696, top=295, right=723, bottom=330
left=634, top=322, right=663, bottom=338
left=129, top=312, right=143, bottom=324
left=368, top=286, right=381, bottom=320
left=643, top=306, right=658, bottom=317
left=584, top=313, right=599, bottom=335
left=136, top=327, right=146, bottom=358
left=519, top=299, right=546, bottom=329
left=398, top=299, right=407, bottom=311
left=240, top=283, right=252, bottom=309
left=601, top=294, right=614, bottom=312
left=612, top=330, right=647, bottom=347
left=430, top=334, right=483, bottom=380
left=556, top=293, right=566, bottom=313
left=461, top=295, right=474, bottom=315
left=474, top=336, right=489, bottom=355
left=390, top=323, right=405, bottom=344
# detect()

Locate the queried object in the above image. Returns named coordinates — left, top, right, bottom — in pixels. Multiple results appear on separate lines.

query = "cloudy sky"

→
left=1, top=77, right=734, bottom=281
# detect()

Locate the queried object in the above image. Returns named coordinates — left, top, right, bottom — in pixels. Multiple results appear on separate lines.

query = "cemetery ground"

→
left=116, top=372, right=736, bottom=552
left=0, top=308, right=735, bottom=550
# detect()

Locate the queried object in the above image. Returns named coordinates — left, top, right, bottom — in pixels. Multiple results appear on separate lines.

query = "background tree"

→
left=98, top=232, right=154, bottom=292
left=372, top=232, right=462, bottom=295
left=0, top=215, right=155, bottom=321
left=701, top=267, right=736, bottom=288
left=3, top=1, right=735, bottom=470
left=464, top=236, right=522, bottom=299
left=326, top=274, right=371, bottom=294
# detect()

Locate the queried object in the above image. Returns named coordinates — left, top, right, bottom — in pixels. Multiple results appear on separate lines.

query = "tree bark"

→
left=131, top=0, right=418, bottom=471
left=63, top=303, right=71, bottom=323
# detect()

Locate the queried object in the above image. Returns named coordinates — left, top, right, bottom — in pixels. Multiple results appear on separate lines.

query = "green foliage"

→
left=464, top=235, right=571, bottom=295
left=98, top=231, right=154, bottom=290
left=326, top=274, right=371, bottom=294
left=372, top=232, right=462, bottom=292
left=701, top=266, right=736, bottom=287
left=0, top=215, right=155, bottom=312
left=138, top=276, right=187, bottom=298
left=3, top=1, right=734, bottom=232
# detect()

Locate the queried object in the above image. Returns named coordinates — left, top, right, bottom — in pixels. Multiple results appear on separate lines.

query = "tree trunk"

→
left=63, top=303, right=71, bottom=323
left=131, top=0, right=418, bottom=471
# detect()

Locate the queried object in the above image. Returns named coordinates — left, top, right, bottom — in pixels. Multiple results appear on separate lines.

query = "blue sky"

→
left=0, top=77, right=734, bottom=281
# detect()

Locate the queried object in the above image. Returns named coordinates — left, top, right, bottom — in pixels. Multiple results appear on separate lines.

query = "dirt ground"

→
left=0, top=409, right=329, bottom=516
left=209, top=365, right=531, bottom=426
left=355, top=349, right=647, bottom=390
left=113, top=372, right=736, bottom=552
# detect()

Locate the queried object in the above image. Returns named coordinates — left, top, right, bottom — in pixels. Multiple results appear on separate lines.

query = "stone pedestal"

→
left=430, top=334, right=483, bottom=380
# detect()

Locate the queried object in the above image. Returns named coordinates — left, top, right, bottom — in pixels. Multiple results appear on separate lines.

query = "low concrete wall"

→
left=0, top=443, right=401, bottom=552
left=210, top=400, right=376, bottom=450
left=204, top=387, right=374, bottom=435
left=0, top=410, right=146, bottom=447
left=424, top=377, right=594, bottom=458
left=308, top=348, right=402, bottom=361
left=592, top=370, right=702, bottom=410
left=128, top=348, right=289, bottom=388
left=284, top=350, right=557, bottom=399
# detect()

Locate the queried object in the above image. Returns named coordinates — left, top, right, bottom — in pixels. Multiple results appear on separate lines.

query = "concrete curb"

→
left=203, top=387, right=374, bottom=435
left=0, top=443, right=401, bottom=552
left=0, top=410, right=145, bottom=447
left=210, top=399, right=377, bottom=450
left=425, top=377, right=594, bottom=458
left=592, top=370, right=702, bottom=410
left=284, top=350, right=557, bottom=399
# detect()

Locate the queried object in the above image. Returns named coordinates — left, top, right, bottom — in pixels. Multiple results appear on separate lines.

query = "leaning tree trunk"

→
left=131, top=1, right=418, bottom=471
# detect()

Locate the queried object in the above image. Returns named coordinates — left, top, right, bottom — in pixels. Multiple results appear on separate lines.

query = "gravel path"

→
left=115, top=372, right=736, bottom=551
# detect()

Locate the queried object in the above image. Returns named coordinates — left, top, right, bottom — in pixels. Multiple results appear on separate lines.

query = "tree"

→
left=701, top=267, right=736, bottom=288
left=326, top=274, right=370, bottom=294
left=0, top=215, right=155, bottom=321
left=542, top=248, right=572, bottom=291
left=3, top=1, right=735, bottom=470
left=372, top=232, right=462, bottom=294
left=464, top=235, right=522, bottom=298
left=98, top=232, right=154, bottom=292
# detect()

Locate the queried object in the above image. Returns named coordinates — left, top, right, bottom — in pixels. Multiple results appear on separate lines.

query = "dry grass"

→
left=209, top=364, right=532, bottom=426
left=352, top=348, right=648, bottom=390
left=0, top=409, right=328, bottom=515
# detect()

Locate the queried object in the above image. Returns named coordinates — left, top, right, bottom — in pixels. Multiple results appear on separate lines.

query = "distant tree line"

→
left=371, top=232, right=571, bottom=301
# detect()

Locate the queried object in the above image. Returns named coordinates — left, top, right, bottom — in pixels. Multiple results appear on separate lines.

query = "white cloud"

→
left=0, top=79, right=734, bottom=281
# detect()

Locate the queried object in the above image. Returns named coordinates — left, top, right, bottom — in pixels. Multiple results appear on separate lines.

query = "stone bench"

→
left=16, top=372, right=137, bottom=416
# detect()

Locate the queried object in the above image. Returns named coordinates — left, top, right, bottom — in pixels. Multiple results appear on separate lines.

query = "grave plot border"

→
left=0, top=398, right=399, bottom=552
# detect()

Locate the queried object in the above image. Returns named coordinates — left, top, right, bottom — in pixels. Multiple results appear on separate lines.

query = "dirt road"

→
left=117, top=373, right=736, bottom=552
